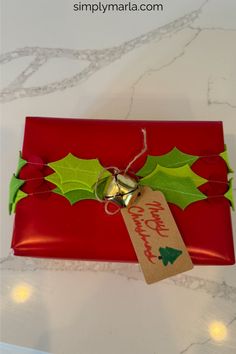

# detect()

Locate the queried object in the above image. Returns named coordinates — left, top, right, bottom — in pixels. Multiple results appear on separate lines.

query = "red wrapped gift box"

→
left=11, top=117, right=235, bottom=265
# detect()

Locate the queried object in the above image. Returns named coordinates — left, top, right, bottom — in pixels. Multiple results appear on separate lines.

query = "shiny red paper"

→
left=11, top=117, right=235, bottom=265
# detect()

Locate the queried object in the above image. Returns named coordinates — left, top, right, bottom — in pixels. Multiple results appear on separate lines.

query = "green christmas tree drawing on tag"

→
left=158, top=247, right=183, bottom=266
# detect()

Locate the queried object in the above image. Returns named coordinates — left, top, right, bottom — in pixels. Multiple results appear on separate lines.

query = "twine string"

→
left=22, top=175, right=230, bottom=186
left=93, top=128, right=147, bottom=215
left=104, top=201, right=121, bottom=216
left=124, top=128, right=147, bottom=175
left=26, top=161, right=48, bottom=166
left=26, top=187, right=231, bottom=200
left=25, top=151, right=228, bottom=170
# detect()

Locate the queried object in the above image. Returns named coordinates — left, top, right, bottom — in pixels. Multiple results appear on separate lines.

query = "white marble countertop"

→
left=1, top=0, right=236, bottom=353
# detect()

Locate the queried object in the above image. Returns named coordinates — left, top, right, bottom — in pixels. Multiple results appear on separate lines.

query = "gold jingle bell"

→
left=104, top=173, right=139, bottom=207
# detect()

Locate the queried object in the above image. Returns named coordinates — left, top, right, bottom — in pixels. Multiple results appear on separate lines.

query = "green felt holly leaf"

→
left=159, top=247, right=182, bottom=266
left=220, top=147, right=234, bottom=173
left=140, top=164, right=207, bottom=188
left=16, top=152, right=27, bottom=176
left=54, top=188, right=96, bottom=204
left=45, top=172, right=92, bottom=194
left=48, top=153, right=111, bottom=189
left=11, top=190, right=28, bottom=214
left=139, top=165, right=207, bottom=209
left=138, top=148, right=199, bottom=177
left=53, top=177, right=108, bottom=205
left=9, top=174, right=25, bottom=214
left=225, top=178, right=235, bottom=210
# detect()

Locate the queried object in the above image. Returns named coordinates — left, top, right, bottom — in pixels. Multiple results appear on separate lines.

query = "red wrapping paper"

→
left=11, top=117, right=235, bottom=265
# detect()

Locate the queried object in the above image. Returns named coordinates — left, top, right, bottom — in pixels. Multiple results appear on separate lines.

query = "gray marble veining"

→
left=1, top=254, right=236, bottom=304
left=208, top=76, right=236, bottom=109
left=180, top=315, right=236, bottom=353
left=0, top=0, right=211, bottom=103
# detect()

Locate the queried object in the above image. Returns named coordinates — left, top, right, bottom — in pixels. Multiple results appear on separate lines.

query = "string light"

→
left=209, top=321, right=228, bottom=342
left=11, top=283, right=33, bottom=303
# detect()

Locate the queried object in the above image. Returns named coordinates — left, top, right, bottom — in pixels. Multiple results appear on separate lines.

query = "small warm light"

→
left=11, top=283, right=33, bottom=303
left=209, top=321, right=227, bottom=341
